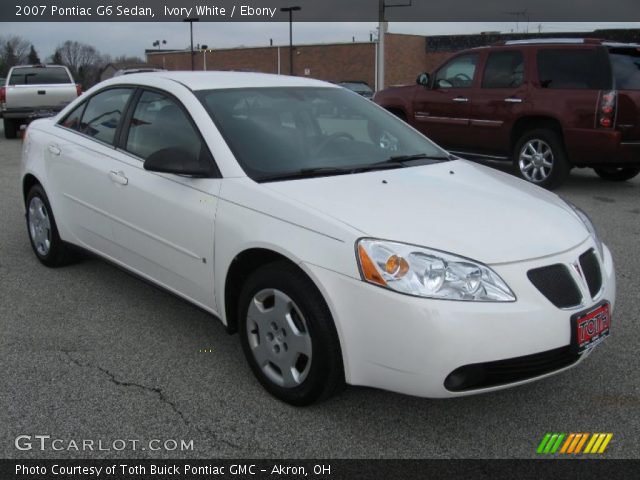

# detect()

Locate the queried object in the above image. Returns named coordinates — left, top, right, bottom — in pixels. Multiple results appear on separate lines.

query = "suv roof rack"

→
left=497, top=38, right=603, bottom=46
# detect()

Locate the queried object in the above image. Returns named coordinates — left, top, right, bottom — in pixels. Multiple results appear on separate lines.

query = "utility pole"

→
left=377, top=0, right=412, bottom=91
left=183, top=17, right=199, bottom=71
left=280, top=6, right=301, bottom=76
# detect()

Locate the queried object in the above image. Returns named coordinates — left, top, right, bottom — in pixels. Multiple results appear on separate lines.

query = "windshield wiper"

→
left=378, top=153, right=452, bottom=164
left=258, top=163, right=406, bottom=182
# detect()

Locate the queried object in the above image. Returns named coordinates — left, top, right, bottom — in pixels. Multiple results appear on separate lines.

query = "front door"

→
left=412, top=53, right=480, bottom=150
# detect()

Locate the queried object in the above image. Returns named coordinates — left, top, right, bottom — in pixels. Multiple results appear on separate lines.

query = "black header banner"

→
left=1, top=459, right=639, bottom=480
left=1, top=0, right=640, bottom=22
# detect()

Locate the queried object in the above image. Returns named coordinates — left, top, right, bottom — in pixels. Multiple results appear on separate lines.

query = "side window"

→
left=482, top=51, right=525, bottom=88
left=435, top=54, right=479, bottom=88
left=537, top=49, right=611, bottom=89
left=59, top=103, right=85, bottom=131
left=125, top=90, right=207, bottom=164
left=78, top=88, right=132, bottom=144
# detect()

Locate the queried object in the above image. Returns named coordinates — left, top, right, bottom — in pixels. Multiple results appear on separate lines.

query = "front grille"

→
left=444, top=346, right=579, bottom=392
left=579, top=249, right=603, bottom=298
left=527, top=264, right=582, bottom=308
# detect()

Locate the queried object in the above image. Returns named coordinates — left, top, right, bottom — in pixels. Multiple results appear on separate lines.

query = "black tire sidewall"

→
left=26, top=185, right=67, bottom=267
left=4, top=118, right=18, bottom=139
left=238, top=262, right=343, bottom=406
left=514, top=129, right=570, bottom=189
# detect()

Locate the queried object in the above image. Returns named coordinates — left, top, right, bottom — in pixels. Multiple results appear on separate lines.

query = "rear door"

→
left=7, top=66, right=77, bottom=110
left=467, top=49, right=530, bottom=157
left=47, top=87, right=134, bottom=255
left=412, top=52, right=480, bottom=150
left=608, top=46, right=640, bottom=143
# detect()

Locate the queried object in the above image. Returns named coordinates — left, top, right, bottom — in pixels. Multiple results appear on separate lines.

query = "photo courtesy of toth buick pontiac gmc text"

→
left=20, top=71, right=615, bottom=405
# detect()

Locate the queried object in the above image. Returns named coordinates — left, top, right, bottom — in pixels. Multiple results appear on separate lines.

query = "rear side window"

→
left=78, top=88, right=132, bottom=144
left=125, top=90, right=207, bottom=164
left=59, top=103, right=85, bottom=131
left=537, top=49, right=611, bottom=89
left=9, top=67, right=71, bottom=85
left=482, top=51, right=525, bottom=88
left=609, top=48, right=640, bottom=90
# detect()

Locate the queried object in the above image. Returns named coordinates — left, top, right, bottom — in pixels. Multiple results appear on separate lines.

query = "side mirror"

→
left=143, top=147, right=212, bottom=177
left=416, top=72, right=430, bottom=87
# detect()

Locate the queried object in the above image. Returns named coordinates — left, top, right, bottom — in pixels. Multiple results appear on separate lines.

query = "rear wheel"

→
left=3, top=118, right=18, bottom=139
left=594, top=167, right=640, bottom=182
left=513, top=129, right=570, bottom=189
left=26, top=185, right=74, bottom=267
left=238, top=261, right=344, bottom=405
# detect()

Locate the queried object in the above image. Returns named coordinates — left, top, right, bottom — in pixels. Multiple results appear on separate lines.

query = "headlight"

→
left=356, top=239, right=515, bottom=302
left=564, top=200, right=604, bottom=259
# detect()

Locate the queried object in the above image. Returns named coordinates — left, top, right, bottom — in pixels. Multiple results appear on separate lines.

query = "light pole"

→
left=183, top=17, right=199, bottom=71
left=280, top=6, right=301, bottom=75
left=201, top=45, right=209, bottom=71
left=152, top=40, right=166, bottom=50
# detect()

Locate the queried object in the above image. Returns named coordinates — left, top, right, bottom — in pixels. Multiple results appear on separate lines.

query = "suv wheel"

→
left=238, top=261, right=344, bottom=405
left=514, top=129, right=570, bottom=189
left=593, top=167, right=640, bottom=182
left=4, top=118, right=18, bottom=139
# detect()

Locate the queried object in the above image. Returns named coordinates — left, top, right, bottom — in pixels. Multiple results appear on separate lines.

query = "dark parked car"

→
left=374, top=39, right=640, bottom=188
left=338, top=81, right=374, bottom=99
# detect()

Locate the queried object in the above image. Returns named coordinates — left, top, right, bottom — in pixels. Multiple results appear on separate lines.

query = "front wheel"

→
left=513, top=129, right=570, bottom=189
left=594, top=167, right=640, bottom=182
left=238, top=261, right=344, bottom=405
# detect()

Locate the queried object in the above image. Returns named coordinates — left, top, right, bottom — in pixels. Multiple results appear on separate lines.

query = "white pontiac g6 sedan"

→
left=20, top=72, right=615, bottom=405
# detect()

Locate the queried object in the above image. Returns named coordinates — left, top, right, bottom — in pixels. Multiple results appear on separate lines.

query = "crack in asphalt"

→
left=61, top=350, right=243, bottom=451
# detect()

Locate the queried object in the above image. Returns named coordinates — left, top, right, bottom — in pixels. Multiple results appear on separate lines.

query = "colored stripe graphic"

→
left=537, top=433, right=613, bottom=454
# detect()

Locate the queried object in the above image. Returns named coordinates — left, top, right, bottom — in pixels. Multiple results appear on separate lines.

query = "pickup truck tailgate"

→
left=6, top=84, right=77, bottom=110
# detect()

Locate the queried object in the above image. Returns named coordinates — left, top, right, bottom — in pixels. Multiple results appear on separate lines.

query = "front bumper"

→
left=304, top=239, right=616, bottom=398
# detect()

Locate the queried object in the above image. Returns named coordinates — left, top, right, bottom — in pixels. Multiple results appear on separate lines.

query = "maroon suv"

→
left=374, top=38, right=640, bottom=188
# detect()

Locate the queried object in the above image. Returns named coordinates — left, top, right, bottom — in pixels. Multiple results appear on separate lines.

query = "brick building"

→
left=145, top=29, right=640, bottom=90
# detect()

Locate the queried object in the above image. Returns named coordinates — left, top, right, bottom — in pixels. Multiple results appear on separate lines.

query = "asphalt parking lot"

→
left=1, top=125, right=639, bottom=460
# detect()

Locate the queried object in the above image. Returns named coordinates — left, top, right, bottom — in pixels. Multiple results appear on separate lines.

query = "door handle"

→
left=47, top=145, right=61, bottom=156
left=108, top=170, right=128, bottom=186
left=504, top=97, right=523, bottom=103
left=452, top=97, right=469, bottom=103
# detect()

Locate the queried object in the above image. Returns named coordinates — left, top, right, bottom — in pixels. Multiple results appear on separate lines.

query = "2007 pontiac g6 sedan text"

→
left=20, top=72, right=615, bottom=405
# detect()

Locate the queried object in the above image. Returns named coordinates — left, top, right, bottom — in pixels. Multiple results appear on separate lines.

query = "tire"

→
left=26, top=184, right=74, bottom=267
left=594, top=167, right=640, bottom=182
left=513, top=128, right=570, bottom=189
left=238, top=261, right=344, bottom=405
left=4, top=118, right=18, bottom=139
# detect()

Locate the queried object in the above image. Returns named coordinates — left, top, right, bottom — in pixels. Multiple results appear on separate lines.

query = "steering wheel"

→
left=453, top=73, right=472, bottom=86
left=312, top=132, right=354, bottom=157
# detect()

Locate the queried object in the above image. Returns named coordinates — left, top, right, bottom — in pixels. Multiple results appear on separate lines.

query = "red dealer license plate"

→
left=573, top=302, right=611, bottom=354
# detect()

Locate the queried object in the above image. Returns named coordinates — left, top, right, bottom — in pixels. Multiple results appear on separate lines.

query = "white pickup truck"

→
left=1, top=65, right=80, bottom=139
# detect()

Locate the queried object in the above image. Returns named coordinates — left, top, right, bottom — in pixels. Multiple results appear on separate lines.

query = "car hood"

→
left=262, top=160, right=589, bottom=264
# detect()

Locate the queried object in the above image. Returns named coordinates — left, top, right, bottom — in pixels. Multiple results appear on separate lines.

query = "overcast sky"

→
left=1, top=22, right=639, bottom=60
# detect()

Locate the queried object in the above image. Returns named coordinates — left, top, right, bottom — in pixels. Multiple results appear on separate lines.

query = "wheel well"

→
left=224, top=249, right=307, bottom=334
left=385, top=107, right=407, bottom=121
left=511, top=116, right=564, bottom=152
left=22, top=174, right=41, bottom=204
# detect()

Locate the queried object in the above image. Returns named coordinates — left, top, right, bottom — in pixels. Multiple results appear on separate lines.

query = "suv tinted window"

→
left=482, top=51, right=525, bottom=88
left=78, top=88, right=132, bottom=144
left=125, top=90, right=206, bottom=164
left=609, top=48, right=640, bottom=90
left=435, top=54, right=478, bottom=88
left=9, top=67, right=71, bottom=85
left=537, top=49, right=611, bottom=89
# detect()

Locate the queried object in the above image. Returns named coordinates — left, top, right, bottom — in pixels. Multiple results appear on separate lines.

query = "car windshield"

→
left=197, top=87, right=448, bottom=181
left=609, top=48, right=640, bottom=90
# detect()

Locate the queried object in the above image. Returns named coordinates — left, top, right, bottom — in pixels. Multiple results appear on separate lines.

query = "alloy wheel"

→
left=519, top=139, right=554, bottom=183
left=28, top=196, right=52, bottom=256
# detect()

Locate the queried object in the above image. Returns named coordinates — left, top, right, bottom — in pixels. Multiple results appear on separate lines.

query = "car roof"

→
left=103, top=71, right=338, bottom=91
